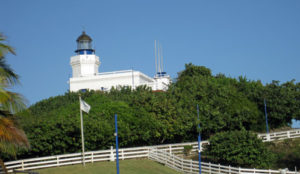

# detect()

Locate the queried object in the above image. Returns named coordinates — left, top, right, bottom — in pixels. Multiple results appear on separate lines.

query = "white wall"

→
left=70, top=54, right=100, bottom=77
left=69, top=70, right=158, bottom=92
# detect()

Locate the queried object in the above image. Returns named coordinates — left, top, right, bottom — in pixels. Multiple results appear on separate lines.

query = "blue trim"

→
left=264, top=99, right=269, bottom=134
left=75, top=49, right=95, bottom=55
left=197, top=104, right=201, bottom=174
left=115, top=114, right=120, bottom=174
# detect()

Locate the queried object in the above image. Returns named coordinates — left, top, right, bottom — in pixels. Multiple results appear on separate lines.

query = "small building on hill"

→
left=69, top=31, right=171, bottom=92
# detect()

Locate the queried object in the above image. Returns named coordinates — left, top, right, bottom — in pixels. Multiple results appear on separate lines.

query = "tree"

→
left=170, top=64, right=262, bottom=139
left=0, top=33, right=28, bottom=173
left=262, top=80, right=300, bottom=128
left=203, top=130, right=275, bottom=168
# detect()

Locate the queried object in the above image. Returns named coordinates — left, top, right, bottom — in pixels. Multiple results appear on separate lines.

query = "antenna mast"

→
left=155, top=40, right=157, bottom=74
left=154, top=40, right=167, bottom=77
left=160, top=44, right=163, bottom=73
left=157, top=41, right=161, bottom=73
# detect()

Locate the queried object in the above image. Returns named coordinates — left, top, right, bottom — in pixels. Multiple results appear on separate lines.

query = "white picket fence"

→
left=2, top=141, right=206, bottom=173
left=149, top=149, right=298, bottom=174
left=1, top=129, right=300, bottom=173
left=258, top=129, right=300, bottom=142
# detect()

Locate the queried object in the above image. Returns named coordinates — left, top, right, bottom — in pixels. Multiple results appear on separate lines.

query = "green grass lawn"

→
left=34, top=159, right=181, bottom=174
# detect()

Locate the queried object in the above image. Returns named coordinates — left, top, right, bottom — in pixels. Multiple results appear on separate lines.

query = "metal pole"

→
left=155, top=40, right=157, bottom=75
left=158, top=41, right=161, bottom=74
left=115, top=114, right=120, bottom=174
left=79, top=95, right=85, bottom=166
left=197, top=104, right=201, bottom=174
left=264, top=99, right=269, bottom=134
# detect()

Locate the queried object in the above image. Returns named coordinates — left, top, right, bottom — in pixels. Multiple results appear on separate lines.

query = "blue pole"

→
left=264, top=99, right=269, bottom=134
left=197, top=104, right=201, bottom=174
left=115, top=114, right=120, bottom=174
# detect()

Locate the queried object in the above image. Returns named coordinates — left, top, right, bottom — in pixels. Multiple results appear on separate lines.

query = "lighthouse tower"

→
left=70, top=31, right=100, bottom=77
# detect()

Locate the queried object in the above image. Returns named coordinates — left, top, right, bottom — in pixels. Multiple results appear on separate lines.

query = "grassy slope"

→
left=265, top=137, right=300, bottom=170
left=35, top=159, right=180, bottom=174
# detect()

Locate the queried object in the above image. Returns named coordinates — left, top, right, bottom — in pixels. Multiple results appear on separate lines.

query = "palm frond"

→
left=1, top=91, right=26, bottom=114
left=0, top=116, right=29, bottom=149
left=0, top=32, right=29, bottom=159
left=0, top=58, right=19, bottom=86
left=0, top=33, right=16, bottom=57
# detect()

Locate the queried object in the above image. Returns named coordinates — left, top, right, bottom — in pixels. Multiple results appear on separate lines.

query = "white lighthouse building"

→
left=69, top=31, right=171, bottom=92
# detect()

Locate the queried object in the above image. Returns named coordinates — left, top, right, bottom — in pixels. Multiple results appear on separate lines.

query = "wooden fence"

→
left=149, top=149, right=299, bottom=174
left=1, top=129, right=299, bottom=173
left=2, top=141, right=206, bottom=173
left=258, top=129, right=300, bottom=142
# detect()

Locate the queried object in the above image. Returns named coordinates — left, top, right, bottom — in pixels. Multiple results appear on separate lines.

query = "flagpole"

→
left=264, top=98, right=269, bottom=134
left=115, top=114, right=120, bottom=174
left=79, top=95, right=85, bottom=166
left=197, top=104, right=201, bottom=174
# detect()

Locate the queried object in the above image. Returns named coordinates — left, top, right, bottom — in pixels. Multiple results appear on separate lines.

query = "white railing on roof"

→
left=1, top=129, right=300, bottom=173
left=77, top=70, right=134, bottom=78
left=97, top=70, right=134, bottom=76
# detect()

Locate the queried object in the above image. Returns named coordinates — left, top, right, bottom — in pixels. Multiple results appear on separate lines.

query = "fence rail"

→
left=2, top=141, right=204, bottom=173
left=149, top=149, right=298, bottom=174
left=1, top=129, right=300, bottom=173
left=258, top=129, right=300, bottom=142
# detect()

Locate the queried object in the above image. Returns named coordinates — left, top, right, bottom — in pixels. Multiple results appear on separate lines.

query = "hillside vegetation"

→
left=266, top=138, right=300, bottom=170
left=4, top=64, right=299, bottom=161
left=190, top=132, right=300, bottom=170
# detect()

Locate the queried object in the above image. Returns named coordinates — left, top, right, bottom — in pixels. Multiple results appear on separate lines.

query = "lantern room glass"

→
left=77, top=40, right=92, bottom=50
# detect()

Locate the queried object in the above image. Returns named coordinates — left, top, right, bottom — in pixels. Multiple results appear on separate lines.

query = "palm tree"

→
left=0, top=33, right=28, bottom=173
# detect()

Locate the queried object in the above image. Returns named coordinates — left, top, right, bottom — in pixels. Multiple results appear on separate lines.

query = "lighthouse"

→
left=70, top=31, right=100, bottom=78
left=69, top=31, right=171, bottom=92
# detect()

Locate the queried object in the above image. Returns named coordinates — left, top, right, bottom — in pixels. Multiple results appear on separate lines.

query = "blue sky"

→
left=1, top=1, right=300, bottom=111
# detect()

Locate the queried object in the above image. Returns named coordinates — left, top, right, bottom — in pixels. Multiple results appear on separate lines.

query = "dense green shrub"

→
left=183, top=145, right=193, bottom=156
left=203, top=130, right=275, bottom=168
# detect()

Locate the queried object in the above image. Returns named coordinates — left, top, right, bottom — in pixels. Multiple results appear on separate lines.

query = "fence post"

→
left=239, top=167, right=241, bottom=174
left=172, top=154, right=175, bottom=169
left=254, top=168, right=256, bottom=174
left=91, top=152, right=94, bottom=163
left=167, top=150, right=170, bottom=166
left=121, top=149, right=124, bottom=160
left=266, top=134, right=271, bottom=141
left=169, top=145, right=172, bottom=154
left=229, top=165, right=231, bottom=174
left=21, top=160, right=24, bottom=171
left=164, top=150, right=167, bottom=166
left=156, top=148, right=158, bottom=161
left=57, top=156, right=59, bottom=166
left=110, top=146, right=114, bottom=162
left=148, top=148, right=151, bottom=159
left=219, top=163, right=221, bottom=174
left=209, top=162, right=211, bottom=174
left=181, top=157, right=184, bottom=172
left=287, top=131, right=290, bottom=138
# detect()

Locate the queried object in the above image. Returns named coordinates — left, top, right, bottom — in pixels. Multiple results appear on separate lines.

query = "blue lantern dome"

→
left=75, top=31, right=95, bottom=55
